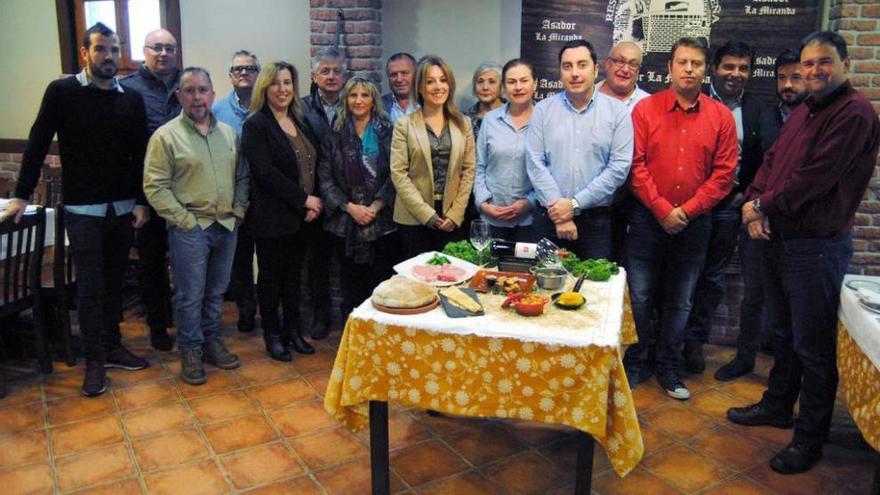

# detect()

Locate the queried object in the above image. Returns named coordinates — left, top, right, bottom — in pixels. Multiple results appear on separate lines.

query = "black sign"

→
left=521, top=0, right=821, bottom=103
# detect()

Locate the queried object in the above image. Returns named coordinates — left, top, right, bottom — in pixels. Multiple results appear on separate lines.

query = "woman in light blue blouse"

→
left=473, top=59, right=538, bottom=241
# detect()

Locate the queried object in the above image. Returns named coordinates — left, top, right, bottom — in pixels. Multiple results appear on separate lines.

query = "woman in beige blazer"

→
left=390, top=55, right=476, bottom=259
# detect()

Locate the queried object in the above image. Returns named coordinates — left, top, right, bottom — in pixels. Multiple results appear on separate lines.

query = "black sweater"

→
left=16, top=76, right=148, bottom=205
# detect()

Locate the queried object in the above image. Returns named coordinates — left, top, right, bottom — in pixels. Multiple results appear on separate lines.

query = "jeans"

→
left=623, top=204, right=711, bottom=375
left=228, top=225, right=257, bottom=317
left=65, top=210, right=133, bottom=363
left=136, top=210, right=173, bottom=331
left=167, top=223, right=238, bottom=352
left=760, top=233, right=852, bottom=446
left=736, top=234, right=769, bottom=361
left=684, top=202, right=742, bottom=346
left=533, top=206, right=611, bottom=260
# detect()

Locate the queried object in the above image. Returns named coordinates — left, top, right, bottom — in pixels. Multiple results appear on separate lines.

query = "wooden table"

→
left=325, top=271, right=643, bottom=494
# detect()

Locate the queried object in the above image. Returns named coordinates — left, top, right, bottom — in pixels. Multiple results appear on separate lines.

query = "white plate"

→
left=393, top=251, right=479, bottom=287
left=846, top=279, right=880, bottom=292
left=858, top=299, right=880, bottom=314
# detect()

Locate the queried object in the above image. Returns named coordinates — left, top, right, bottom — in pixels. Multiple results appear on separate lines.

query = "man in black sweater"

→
left=4, top=23, right=151, bottom=397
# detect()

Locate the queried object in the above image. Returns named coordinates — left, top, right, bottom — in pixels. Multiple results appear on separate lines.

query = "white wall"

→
left=0, top=0, right=63, bottom=139
left=383, top=0, right=521, bottom=109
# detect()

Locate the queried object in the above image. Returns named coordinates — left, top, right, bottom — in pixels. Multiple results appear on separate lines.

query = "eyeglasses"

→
left=230, top=65, right=260, bottom=74
left=145, top=44, right=177, bottom=54
left=608, top=57, right=641, bottom=71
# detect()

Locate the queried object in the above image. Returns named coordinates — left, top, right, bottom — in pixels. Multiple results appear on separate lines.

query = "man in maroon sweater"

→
left=728, top=31, right=880, bottom=474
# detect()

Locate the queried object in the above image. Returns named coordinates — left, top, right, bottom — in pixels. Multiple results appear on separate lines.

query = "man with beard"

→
left=681, top=40, right=779, bottom=379
left=382, top=52, right=419, bottom=123
left=120, top=28, right=182, bottom=352
left=213, top=50, right=260, bottom=333
left=774, top=49, right=808, bottom=124
left=3, top=23, right=150, bottom=396
left=729, top=31, right=879, bottom=474
left=145, top=68, right=248, bottom=385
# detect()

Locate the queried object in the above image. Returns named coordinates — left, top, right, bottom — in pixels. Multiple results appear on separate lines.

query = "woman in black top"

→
left=318, top=77, right=398, bottom=319
left=242, top=61, right=323, bottom=361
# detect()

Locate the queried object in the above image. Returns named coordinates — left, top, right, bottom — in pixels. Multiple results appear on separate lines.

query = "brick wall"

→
left=708, top=1, right=880, bottom=344
left=310, top=0, right=384, bottom=85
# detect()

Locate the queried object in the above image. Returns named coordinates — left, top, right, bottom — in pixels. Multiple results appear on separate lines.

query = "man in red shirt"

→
left=623, top=37, right=738, bottom=400
left=728, top=31, right=880, bottom=474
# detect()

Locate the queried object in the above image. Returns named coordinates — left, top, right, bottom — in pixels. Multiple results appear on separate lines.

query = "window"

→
left=56, top=0, right=181, bottom=74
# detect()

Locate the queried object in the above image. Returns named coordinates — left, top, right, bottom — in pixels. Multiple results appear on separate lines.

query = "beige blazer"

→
left=390, top=111, right=476, bottom=226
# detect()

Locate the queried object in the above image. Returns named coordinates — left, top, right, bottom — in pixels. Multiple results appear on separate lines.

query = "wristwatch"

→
left=752, top=198, right=762, bottom=214
left=570, top=198, right=581, bottom=216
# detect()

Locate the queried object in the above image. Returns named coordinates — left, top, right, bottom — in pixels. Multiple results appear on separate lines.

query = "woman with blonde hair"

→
left=390, top=55, right=475, bottom=258
left=318, top=77, right=398, bottom=318
left=241, top=61, right=324, bottom=361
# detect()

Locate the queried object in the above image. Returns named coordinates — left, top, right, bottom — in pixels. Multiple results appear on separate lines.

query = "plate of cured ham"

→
left=393, top=251, right=479, bottom=286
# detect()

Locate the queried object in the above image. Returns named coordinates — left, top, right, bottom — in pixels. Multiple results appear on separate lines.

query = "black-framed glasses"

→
left=608, top=57, right=641, bottom=71
left=230, top=65, right=260, bottom=74
left=145, top=44, right=177, bottom=54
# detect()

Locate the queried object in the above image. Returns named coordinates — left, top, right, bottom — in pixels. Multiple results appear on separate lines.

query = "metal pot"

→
left=531, top=267, right=567, bottom=290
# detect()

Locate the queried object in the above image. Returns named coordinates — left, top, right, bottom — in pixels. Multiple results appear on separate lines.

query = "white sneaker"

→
left=658, top=373, right=690, bottom=400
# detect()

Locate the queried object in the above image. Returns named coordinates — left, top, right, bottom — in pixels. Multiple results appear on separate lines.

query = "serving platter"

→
left=468, top=270, right=536, bottom=294
left=393, top=251, right=479, bottom=287
left=372, top=297, right=440, bottom=315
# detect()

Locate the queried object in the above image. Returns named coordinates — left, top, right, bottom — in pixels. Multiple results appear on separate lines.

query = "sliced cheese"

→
left=440, top=287, right=482, bottom=313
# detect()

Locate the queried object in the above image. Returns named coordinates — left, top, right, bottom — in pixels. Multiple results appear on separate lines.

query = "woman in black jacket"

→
left=318, top=77, right=398, bottom=319
left=242, top=61, right=323, bottom=361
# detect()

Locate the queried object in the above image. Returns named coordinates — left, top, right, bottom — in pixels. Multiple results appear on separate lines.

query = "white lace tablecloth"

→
left=350, top=268, right=627, bottom=348
left=839, top=275, right=880, bottom=370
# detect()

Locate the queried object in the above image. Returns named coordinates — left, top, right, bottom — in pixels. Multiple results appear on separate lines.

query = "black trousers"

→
left=335, top=232, right=400, bottom=318
left=227, top=225, right=257, bottom=317
left=136, top=210, right=173, bottom=331
left=255, top=232, right=306, bottom=339
left=397, top=224, right=463, bottom=260
left=301, top=221, right=333, bottom=328
left=66, top=210, right=133, bottom=363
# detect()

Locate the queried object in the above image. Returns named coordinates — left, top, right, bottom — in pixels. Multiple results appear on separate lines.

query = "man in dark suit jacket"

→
left=682, top=41, right=780, bottom=377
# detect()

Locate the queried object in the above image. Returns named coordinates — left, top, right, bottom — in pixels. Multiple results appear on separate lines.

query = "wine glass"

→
left=469, top=219, right=490, bottom=263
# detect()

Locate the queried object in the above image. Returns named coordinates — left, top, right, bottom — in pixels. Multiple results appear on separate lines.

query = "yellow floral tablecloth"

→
left=837, top=323, right=880, bottom=451
left=325, top=287, right=643, bottom=477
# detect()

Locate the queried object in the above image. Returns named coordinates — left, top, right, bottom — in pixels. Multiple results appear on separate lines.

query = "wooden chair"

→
left=42, top=206, right=76, bottom=366
left=0, top=208, right=50, bottom=397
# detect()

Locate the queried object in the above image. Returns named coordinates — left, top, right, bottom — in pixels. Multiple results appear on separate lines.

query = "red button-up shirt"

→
left=630, top=88, right=738, bottom=221
left=747, top=81, right=880, bottom=238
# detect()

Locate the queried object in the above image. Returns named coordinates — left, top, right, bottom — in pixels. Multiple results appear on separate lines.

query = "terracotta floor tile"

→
left=746, top=462, right=839, bottom=495
left=443, top=424, right=526, bottom=466
left=688, top=426, right=772, bottom=471
left=538, top=436, right=613, bottom=475
left=43, top=370, right=84, bottom=400
left=105, top=364, right=167, bottom=389
left=55, top=443, right=135, bottom=492
left=303, top=370, right=331, bottom=397
left=357, top=412, right=433, bottom=450
left=641, top=402, right=718, bottom=441
left=638, top=420, right=678, bottom=457
left=242, top=475, right=324, bottom=495
left=591, top=466, right=682, bottom=495
left=68, top=478, right=143, bottom=495
left=814, top=445, right=879, bottom=484
left=176, top=371, right=242, bottom=399
left=690, top=389, right=747, bottom=421
left=47, top=393, right=115, bottom=426
left=143, top=459, right=229, bottom=495
left=0, top=430, right=48, bottom=468
left=700, top=475, right=776, bottom=494
left=0, top=402, right=44, bottom=435
left=132, top=429, right=210, bottom=472
left=188, top=390, right=255, bottom=424
left=313, top=458, right=405, bottom=495
left=726, top=422, right=793, bottom=450
left=267, top=401, right=337, bottom=437
left=51, top=414, right=124, bottom=457
left=113, top=379, right=178, bottom=411
left=289, top=427, right=368, bottom=470
left=119, top=321, right=149, bottom=340
left=415, top=470, right=505, bottom=495
left=0, top=462, right=52, bottom=495
left=220, top=442, right=304, bottom=489
left=390, top=439, right=471, bottom=486
left=201, top=414, right=278, bottom=454
left=290, top=349, right=337, bottom=375
left=411, top=409, right=475, bottom=437
left=247, top=379, right=316, bottom=410
left=123, top=401, right=193, bottom=438
left=721, top=376, right=770, bottom=404
left=497, top=420, right=572, bottom=447
left=482, top=450, right=567, bottom=495
left=631, top=381, right=671, bottom=412
left=642, top=444, right=730, bottom=492
left=0, top=381, right=42, bottom=407
left=235, top=360, right=295, bottom=386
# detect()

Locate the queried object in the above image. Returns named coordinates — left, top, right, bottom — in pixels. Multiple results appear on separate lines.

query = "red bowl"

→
left=514, top=296, right=548, bottom=317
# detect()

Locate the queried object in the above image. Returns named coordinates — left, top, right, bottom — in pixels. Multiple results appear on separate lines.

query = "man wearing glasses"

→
left=121, top=28, right=181, bottom=353
left=597, top=41, right=650, bottom=112
left=213, top=50, right=260, bottom=334
left=303, top=47, right=347, bottom=140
